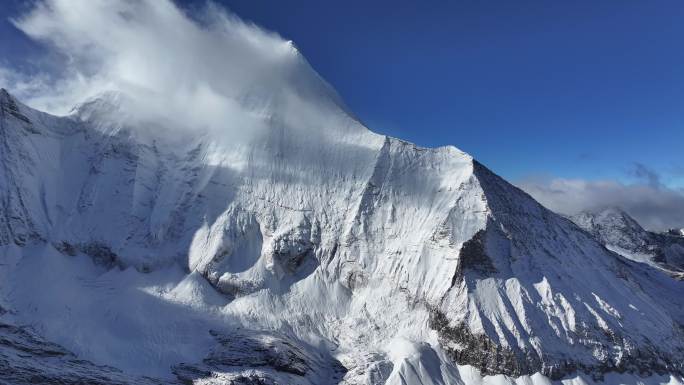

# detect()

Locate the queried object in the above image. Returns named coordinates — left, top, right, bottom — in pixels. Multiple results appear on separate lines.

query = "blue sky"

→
left=1, top=0, right=683, bottom=228
left=208, top=0, right=684, bottom=187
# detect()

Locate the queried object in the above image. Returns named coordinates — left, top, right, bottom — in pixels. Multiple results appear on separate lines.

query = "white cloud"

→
left=2, top=0, right=348, bottom=142
left=518, top=176, right=684, bottom=231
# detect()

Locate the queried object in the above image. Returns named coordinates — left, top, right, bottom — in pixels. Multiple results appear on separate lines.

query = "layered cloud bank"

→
left=518, top=174, right=684, bottom=231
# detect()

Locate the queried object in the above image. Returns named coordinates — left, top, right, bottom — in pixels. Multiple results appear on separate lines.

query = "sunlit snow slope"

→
left=1, top=49, right=683, bottom=385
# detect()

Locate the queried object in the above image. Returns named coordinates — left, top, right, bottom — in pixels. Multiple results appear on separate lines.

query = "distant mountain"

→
left=1, top=48, right=684, bottom=384
left=667, top=228, right=684, bottom=237
left=571, top=207, right=684, bottom=278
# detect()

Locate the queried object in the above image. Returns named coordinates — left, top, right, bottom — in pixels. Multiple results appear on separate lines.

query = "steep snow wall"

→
left=2, top=87, right=684, bottom=385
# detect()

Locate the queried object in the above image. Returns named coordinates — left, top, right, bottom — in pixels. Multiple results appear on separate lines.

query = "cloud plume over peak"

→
left=1, top=0, right=350, bottom=140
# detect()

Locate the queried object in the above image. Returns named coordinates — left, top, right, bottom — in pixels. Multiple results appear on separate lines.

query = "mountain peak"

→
left=2, top=76, right=684, bottom=385
left=70, top=91, right=125, bottom=119
left=574, top=206, right=644, bottom=232
left=0, top=87, right=14, bottom=105
left=571, top=206, right=684, bottom=275
left=0, top=88, right=33, bottom=126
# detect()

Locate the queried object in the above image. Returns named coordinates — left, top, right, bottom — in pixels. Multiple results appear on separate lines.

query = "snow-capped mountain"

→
left=571, top=207, right=684, bottom=278
left=668, top=228, right=684, bottom=237
left=1, top=55, right=684, bottom=385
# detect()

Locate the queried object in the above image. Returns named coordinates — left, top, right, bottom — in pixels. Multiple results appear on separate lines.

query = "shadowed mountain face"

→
left=571, top=207, right=684, bottom=278
left=0, top=317, right=167, bottom=385
left=1, top=81, right=684, bottom=385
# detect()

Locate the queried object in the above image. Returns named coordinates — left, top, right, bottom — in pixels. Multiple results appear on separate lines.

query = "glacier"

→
left=0, top=35, right=684, bottom=385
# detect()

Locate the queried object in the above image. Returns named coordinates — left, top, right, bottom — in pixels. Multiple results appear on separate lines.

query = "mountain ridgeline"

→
left=0, top=81, right=683, bottom=385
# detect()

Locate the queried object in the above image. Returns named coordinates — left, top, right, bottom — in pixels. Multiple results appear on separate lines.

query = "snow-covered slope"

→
left=0, top=315, right=166, bottom=385
left=571, top=207, right=684, bottom=277
left=1, top=73, right=684, bottom=385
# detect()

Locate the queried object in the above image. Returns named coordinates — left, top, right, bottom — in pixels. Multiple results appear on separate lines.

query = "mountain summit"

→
left=1, top=79, right=683, bottom=384
left=572, top=207, right=684, bottom=277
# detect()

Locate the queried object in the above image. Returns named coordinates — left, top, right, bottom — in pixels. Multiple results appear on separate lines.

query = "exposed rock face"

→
left=271, top=220, right=318, bottom=274
left=172, top=330, right=345, bottom=385
left=429, top=309, right=539, bottom=378
left=455, top=229, right=497, bottom=276
left=55, top=241, right=123, bottom=269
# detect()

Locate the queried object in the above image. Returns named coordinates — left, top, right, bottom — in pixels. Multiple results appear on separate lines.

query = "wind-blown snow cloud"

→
left=2, top=0, right=345, bottom=140
left=518, top=165, right=684, bottom=231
